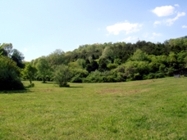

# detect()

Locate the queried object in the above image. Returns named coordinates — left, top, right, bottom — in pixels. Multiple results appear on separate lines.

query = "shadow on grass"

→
left=54, top=85, right=83, bottom=88
left=0, top=88, right=32, bottom=94
left=40, top=81, right=54, bottom=84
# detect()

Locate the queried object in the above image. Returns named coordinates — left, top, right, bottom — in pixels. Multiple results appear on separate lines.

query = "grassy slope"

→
left=0, top=78, right=187, bottom=140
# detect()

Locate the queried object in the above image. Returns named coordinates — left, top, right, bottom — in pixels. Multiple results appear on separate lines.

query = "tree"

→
left=36, top=57, right=51, bottom=83
left=98, top=57, right=109, bottom=72
left=124, top=60, right=149, bottom=80
left=53, top=65, right=71, bottom=87
left=0, top=56, right=24, bottom=90
left=130, top=49, right=149, bottom=61
left=47, top=49, right=65, bottom=68
left=0, top=43, right=13, bottom=57
left=86, top=60, right=98, bottom=72
left=11, top=49, right=25, bottom=68
left=23, top=63, right=37, bottom=84
left=101, top=46, right=114, bottom=60
left=0, top=43, right=24, bottom=68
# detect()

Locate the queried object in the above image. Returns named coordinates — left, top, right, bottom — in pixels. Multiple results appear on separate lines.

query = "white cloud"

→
left=166, top=12, right=186, bottom=26
left=152, top=5, right=175, bottom=17
left=153, top=11, right=186, bottom=26
left=106, top=21, right=142, bottom=35
left=182, top=25, right=187, bottom=28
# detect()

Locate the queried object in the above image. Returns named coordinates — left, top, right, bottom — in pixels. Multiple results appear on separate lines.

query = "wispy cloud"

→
left=152, top=4, right=186, bottom=27
left=152, top=5, right=175, bottom=17
left=166, top=12, right=186, bottom=26
left=174, top=4, right=179, bottom=7
left=106, top=21, right=142, bottom=35
left=182, top=25, right=187, bottom=28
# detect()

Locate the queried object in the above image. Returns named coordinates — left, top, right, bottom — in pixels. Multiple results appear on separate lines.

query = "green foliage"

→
left=53, top=64, right=71, bottom=87
left=98, top=57, right=110, bottom=72
left=123, top=61, right=149, bottom=80
left=22, top=63, right=37, bottom=84
left=86, top=60, right=98, bottom=72
left=70, top=68, right=88, bottom=83
left=76, top=58, right=86, bottom=68
left=107, top=63, right=118, bottom=70
left=11, top=49, right=25, bottom=68
left=0, top=56, right=24, bottom=90
left=36, top=57, right=51, bottom=83
left=84, top=70, right=118, bottom=83
left=130, top=49, right=149, bottom=61
left=46, top=49, right=65, bottom=68
left=68, top=60, right=88, bottom=83
left=29, top=36, right=187, bottom=83
left=0, top=43, right=13, bottom=57
left=0, top=43, right=24, bottom=68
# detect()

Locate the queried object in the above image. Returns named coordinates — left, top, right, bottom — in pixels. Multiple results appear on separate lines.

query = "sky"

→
left=0, top=0, right=187, bottom=61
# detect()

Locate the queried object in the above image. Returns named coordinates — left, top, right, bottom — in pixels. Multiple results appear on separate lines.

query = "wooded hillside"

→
left=31, top=36, right=187, bottom=83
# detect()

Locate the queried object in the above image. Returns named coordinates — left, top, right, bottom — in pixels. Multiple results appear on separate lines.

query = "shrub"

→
left=0, top=56, right=24, bottom=90
left=70, top=69, right=88, bottom=83
left=84, top=71, right=119, bottom=83
left=53, top=64, right=71, bottom=87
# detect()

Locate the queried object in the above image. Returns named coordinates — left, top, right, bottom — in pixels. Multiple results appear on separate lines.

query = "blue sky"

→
left=0, top=0, right=187, bottom=61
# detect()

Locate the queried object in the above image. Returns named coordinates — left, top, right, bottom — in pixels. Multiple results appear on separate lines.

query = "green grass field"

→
left=1, top=77, right=187, bottom=140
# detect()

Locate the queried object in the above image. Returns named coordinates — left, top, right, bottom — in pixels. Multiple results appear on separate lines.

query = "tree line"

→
left=1, top=36, right=187, bottom=90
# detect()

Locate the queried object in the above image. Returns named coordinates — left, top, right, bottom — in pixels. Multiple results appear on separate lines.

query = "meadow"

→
left=0, top=77, right=187, bottom=140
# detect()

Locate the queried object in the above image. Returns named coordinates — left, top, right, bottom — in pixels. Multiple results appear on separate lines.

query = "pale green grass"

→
left=1, top=78, right=187, bottom=139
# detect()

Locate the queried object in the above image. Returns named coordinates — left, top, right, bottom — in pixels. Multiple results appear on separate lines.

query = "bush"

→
left=83, top=71, right=119, bottom=83
left=71, top=74, right=83, bottom=83
left=144, top=73, right=155, bottom=79
left=70, top=69, right=88, bottom=83
left=155, top=72, right=165, bottom=78
left=0, top=56, right=24, bottom=90
left=53, top=64, right=71, bottom=87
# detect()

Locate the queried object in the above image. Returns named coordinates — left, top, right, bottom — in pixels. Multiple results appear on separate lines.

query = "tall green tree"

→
left=23, top=63, right=37, bottom=84
left=36, top=57, right=51, bottom=83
